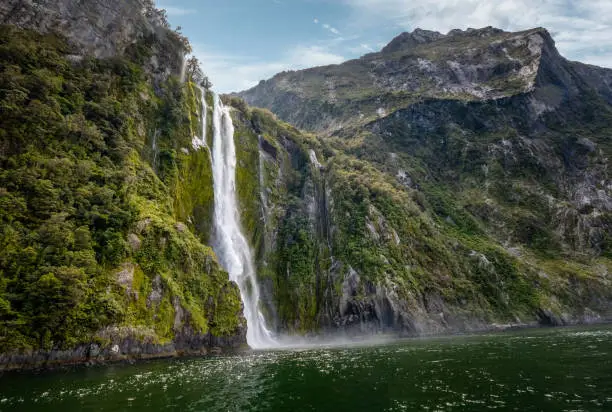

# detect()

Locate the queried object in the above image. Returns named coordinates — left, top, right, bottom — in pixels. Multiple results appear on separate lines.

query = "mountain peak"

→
left=381, top=28, right=445, bottom=53
left=447, top=26, right=506, bottom=37
left=381, top=26, right=514, bottom=54
left=239, top=26, right=612, bottom=134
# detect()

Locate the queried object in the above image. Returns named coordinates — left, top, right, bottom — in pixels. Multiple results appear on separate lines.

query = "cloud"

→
left=314, top=18, right=319, bottom=24
left=290, top=45, right=345, bottom=67
left=347, top=43, right=376, bottom=54
left=192, top=44, right=345, bottom=93
left=341, top=0, right=612, bottom=67
left=322, top=23, right=341, bottom=35
left=157, top=5, right=197, bottom=16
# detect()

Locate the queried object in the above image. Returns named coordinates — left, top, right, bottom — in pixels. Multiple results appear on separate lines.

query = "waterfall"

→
left=210, top=93, right=277, bottom=349
left=180, top=55, right=188, bottom=83
left=192, top=87, right=208, bottom=150
left=151, top=128, right=160, bottom=171
left=258, top=135, right=270, bottom=227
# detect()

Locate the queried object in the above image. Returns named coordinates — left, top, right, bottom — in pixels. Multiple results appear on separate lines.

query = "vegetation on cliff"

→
left=0, top=25, right=244, bottom=355
left=229, top=27, right=612, bottom=333
left=228, top=92, right=611, bottom=334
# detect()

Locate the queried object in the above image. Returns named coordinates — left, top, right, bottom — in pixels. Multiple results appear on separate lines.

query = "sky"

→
left=157, top=0, right=612, bottom=93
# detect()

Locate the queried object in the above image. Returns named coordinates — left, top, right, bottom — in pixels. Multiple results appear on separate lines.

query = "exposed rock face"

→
left=0, top=325, right=246, bottom=371
left=1, top=0, right=147, bottom=57
left=0, top=0, right=184, bottom=78
left=239, top=27, right=612, bottom=135
left=381, top=28, right=446, bottom=54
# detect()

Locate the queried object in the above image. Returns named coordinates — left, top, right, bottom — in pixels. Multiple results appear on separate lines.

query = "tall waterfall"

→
left=210, top=93, right=276, bottom=349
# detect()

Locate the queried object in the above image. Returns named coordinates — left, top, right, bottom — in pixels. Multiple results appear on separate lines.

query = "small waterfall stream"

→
left=208, top=93, right=276, bottom=349
left=180, top=56, right=188, bottom=83
left=151, top=128, right=160, bottom=171
left=192, top=87, right=209, bottom=151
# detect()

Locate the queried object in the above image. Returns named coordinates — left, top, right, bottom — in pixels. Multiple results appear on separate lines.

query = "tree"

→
left=186, top=57, right=213, bottom=89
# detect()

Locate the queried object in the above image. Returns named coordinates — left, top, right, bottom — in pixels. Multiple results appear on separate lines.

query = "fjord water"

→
left=1, top=325, right=611, bottom=411
left=209, top=94, right=276, bottom=348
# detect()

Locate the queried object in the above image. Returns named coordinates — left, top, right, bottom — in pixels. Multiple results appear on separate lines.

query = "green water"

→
left=1, top=325, right=611, bottom=411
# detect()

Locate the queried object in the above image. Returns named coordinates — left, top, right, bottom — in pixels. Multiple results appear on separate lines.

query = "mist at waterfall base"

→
left=2, top=325, right=611, bottom=411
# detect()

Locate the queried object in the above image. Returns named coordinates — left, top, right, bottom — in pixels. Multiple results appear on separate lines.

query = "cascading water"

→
left=192, top=87, right=208, bottom=150
left=179, top=56, right=188, bottom=83
left=209, top=93, right=277, bottom=349
left=151, top=128, right=160, bottom=171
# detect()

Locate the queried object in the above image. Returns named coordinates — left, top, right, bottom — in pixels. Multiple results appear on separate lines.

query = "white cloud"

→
left=342, top=0, right=612, bottom=67
left=192, top=44, right=345, bottom=93
left=314, top=18, right=319, bottom=24
left=290, top=45, right=345, bottom=67
left=157, top=5, right=197, bottom=16
left=322, top=23, right=341, bottom=35
left=347, top=43, right=376, bottom=54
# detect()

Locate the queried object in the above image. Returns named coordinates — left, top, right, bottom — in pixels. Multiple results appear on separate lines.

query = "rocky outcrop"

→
left=381, top=28, right=446, bottom=54
left=0, top=326, right=246, bottom=371
left=0, top=0, right=185, bottom=78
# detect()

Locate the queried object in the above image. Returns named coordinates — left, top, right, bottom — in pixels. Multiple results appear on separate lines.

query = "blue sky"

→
left=158, top=0, right=612, bottom=93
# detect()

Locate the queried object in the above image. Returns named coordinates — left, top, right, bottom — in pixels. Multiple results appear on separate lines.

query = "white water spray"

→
left=210, top=93, right=277, bottom=349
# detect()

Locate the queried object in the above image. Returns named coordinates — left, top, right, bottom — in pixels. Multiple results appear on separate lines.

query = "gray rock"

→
left=127, top=233, right=142, bottom=251
left=0, top=0, right=185, bottom=80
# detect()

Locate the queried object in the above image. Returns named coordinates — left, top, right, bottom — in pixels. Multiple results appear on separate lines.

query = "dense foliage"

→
left=228, top=88, right=611, bottom=333
left=0, top=25, right=242, bottom=353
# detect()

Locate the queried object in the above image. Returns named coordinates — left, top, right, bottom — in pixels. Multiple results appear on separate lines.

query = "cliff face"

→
left=0, top=0, right=185, bottom=79
left=0, top=6, right=245, bottom=370
left=232, top=27, right=612, bottom=335
left=228, top=100, right=610, bottom=336
left=1, top=0, right=155, bottom=56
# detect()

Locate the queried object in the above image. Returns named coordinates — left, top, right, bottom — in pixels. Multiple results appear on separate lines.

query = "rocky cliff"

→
left=0, top=4, right=245, bottom=370
left=234, top=27, right=612, bottom=335
left=0, top=0, right=186, bottom=79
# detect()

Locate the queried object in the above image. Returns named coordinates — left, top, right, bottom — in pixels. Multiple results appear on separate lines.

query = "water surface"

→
left=1, top=325, right=611, bottom=411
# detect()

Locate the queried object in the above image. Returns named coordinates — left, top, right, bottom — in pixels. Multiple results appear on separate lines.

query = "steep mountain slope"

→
left=0, top=4, right=245, bottom=370
left=240, top=27, right=612, bottom=135
left=235, top=27, right=612, bottom=334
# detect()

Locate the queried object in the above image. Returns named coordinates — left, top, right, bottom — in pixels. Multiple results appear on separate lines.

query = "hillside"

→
left=235, top=27, right=612, bottom=333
